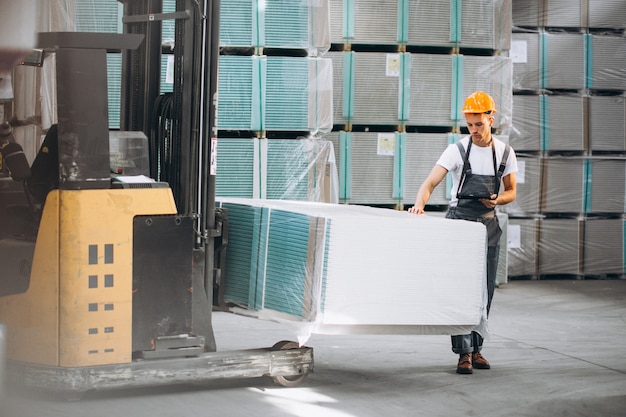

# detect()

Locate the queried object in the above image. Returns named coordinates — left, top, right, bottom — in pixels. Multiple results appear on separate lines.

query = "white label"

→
left=510, top=40, right=528, bottom=64
left=386, top=53, right=400, bottom=77
left=210, top=138, right=218, bottom=176
left=508, top=224, right=521, bottom=249
left=377, top=133, right=395, bottom=156
left=166, top=55, right=175, bottom=84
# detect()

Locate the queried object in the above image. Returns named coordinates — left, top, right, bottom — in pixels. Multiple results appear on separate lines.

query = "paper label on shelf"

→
left=166, top=55, right=174, bottom=84
left=508, top=224, right=521, bottom=249
left=377, top=133, right=395, bottom=156
left=510, top=40, right=528, bottom=63
left=386, top=53, right=400, bottom=77
left=517, top=160, right=526, bottom=184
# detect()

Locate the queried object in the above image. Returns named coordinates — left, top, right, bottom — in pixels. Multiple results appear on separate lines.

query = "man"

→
left=408, top=91, right=518, bottom=374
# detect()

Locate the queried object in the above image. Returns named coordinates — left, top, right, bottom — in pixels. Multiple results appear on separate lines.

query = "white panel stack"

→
left=538, top=218, right=583, bottom=275
left=348, top=132, right=396, bottom=204
left=588, top=34, right=626, bottom=91
left=218, top=198, right=488, bottom=337
left=408, top=54, right=455, bottom=127
left=588, top=0, right=626, bottom=29
left=589, top=95, right=626, bottom=152
left=407, top=0, right=452, bottom=47
left=507, top=218, right=538, bottom=277
left=544, top=95, right=586, bottom=152
left=351, top=52, right=402, bottom=125
left=586, top=158, right=626, bottom=215
left=510, top=94, right=541, bottom=151
left=583, top=218, right=625, bottom=276
left=511, top=32, right=541, bottom=91
left=462, top=55, right=513, bottom=130
left=352, top=0, right=400, bottom=45
left=403, top=133, right=451, bottom=206
left=326, top=51, right=346, bottom=126
left=499, top=155, right=542, bottom=216
left=544, top=32, right=586, bottom=90
left=541, top=157, right=585, bottom=214
left=460, top=0, right=512, bottom=50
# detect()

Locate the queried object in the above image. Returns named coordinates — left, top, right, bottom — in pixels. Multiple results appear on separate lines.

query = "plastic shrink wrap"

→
left=216, top=198, right=488, bottom=344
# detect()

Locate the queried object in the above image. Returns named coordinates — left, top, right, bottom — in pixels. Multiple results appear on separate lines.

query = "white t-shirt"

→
left=436, top=136, right=518, bottom=207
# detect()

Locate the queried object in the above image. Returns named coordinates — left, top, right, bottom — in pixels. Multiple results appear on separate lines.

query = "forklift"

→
left=0, top=0, right=312, bottom=397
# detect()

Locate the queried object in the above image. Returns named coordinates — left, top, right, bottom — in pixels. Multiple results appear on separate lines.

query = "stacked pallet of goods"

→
left=216, top=0, right=338, bottom=203
left=325, top=0, right=512, bottom=208
left=503, top=0, right=626, bottom=279
left=324, top=0, right=512, bottom=284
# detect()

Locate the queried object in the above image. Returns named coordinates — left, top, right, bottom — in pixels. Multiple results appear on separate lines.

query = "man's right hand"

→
left=408, top=206, right=425, bottom=215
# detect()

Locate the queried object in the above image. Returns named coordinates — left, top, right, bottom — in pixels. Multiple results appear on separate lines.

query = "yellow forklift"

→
left=0, top=0, right=312, bottom=397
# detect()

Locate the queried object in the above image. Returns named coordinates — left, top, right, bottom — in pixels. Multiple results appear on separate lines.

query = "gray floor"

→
left=3, top=280, right=626, bottom=417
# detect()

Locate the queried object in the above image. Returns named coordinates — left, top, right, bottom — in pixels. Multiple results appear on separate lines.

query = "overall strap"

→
left=497, top=144, right=511, bottom=178
left=456, top=139, right=473, bottom=198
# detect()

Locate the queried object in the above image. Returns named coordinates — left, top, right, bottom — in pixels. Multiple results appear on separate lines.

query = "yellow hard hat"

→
left=462, top=91, right=497, bottom=114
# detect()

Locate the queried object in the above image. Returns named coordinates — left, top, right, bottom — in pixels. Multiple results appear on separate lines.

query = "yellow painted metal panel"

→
left=57, top=189, right=176, bottom=367
left=0, top=191, right=60, bottom=365
left=0, top=188, right=177, bottom=367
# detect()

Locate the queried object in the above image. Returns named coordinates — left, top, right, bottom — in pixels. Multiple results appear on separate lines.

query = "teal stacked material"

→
left=220, top=200, right=329, bottom=321
left=219, top=0, right=254, bottom=47
left=264, top=57, right=310, bottom=131
left=215, top=138, right=257, bottom=198
left=217, top=55, right=259, bottom=130
left=264, top=0, right=310, bottom=49
left=215, top=138, right=337, bottom=202
left=221, top=204, right=266, bottom=307
left=217, top=198, right=488, bottom=336
left=266, top=139, right=310, bottom=201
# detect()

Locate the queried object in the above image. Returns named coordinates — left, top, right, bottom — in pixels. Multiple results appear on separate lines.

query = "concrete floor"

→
left=2, top=279, right=626, bottom=417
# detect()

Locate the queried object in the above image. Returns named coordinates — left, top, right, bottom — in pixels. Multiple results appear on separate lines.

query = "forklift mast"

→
left=118, top=0, right=222, bottom=352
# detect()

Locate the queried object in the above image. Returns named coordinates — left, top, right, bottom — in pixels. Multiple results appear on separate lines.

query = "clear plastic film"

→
left=219, top=0, right=331, bottom=56
left=215, top=137, right=338, bottom=203
left=513, top=0, right=626, bottom=29
left=216, top=197, right=488, bottom=345
left=512, top=29, right=626, bottom=92
left=501, top=155, right=626, bottom=217
left=217, top=55, right=334, bottom=133
left=510, top=216, right=625, bottom=279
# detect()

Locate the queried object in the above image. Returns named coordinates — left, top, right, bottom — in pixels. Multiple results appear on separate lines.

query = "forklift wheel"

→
left=270, top=340, right=309, bottom=388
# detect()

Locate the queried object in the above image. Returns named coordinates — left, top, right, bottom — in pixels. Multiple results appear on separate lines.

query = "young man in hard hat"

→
left=408, top=91, right=518, bottom=374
